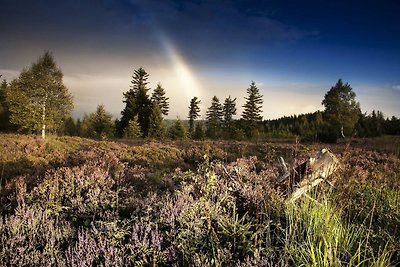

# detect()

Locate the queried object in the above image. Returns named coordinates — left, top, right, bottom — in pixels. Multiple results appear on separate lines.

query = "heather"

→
left=1, top=134, right=399, bottom=266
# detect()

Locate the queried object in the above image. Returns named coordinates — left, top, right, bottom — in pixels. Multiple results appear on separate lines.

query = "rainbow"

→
left=160, top=36, right=202, bottom=104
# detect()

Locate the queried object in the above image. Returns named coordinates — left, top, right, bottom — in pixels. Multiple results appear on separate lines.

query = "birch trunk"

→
left=41, top=94, right=47, bottom=139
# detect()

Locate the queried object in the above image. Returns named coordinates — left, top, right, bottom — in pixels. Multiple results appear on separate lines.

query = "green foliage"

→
left=148, top=103, right=166, bottom=139
left=188, top=96, right=201, bottom=134
left=62, top=117, right=77, bottom=136
left=242, top=81, right=263, bottom=126
left=81, top=104, right=115, bottom=139
left=262, top=111, right=330, bottom=142
left=223, top=95, right=237, bottom=129
left=385, top=116, right=400, bottom=135
left=0, top=79, right=15, bottom=132
left=124, top=115, right=143, bottom=139
left=6, top=51, right=73, bottom=137
left=206, top=96, right=223, bottom=139
left=135, top=85, right=152, bottom=137
left=322, top=79, right=361, bottom=141
left=193, top=121, right=205, bottom=140
left=285, top=197, right=392, bottom=266
left=168, top=118, right=187, bottom=140
left=151, top=83, right=169, bottom=116
left=119, top=67, right=152, bottom=137
left=356, top=110, right=387, bottom=137
left=337, top=182, right=400, bottom=243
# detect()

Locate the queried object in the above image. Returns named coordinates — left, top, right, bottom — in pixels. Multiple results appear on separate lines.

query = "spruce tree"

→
left=223, top=95, right=237, bottom=128
left=0, top=79, right=14, bottom=132
left=206, top=96, right=223, bottom=139
left=193, top=122, right=205, bottom=140
left=242, top=81, right=263, bottom=124
left=85, top=104, right=115, bottom=139
left=188, top=96, right=201, bottom=135
left=169, top=118, right=187, bottom=140
left=119, top=67, right=152, bottom=137
left=125, top=115, right=142, bottom=139
left=6, top=51, right=73, bottom=138
left=151, top=83, right=169, bottom=116
left=135, top=84, right=152, bottom=136
left=63, top=117, right=77, bottom=136
left=148, top=103, right=166, bottom=139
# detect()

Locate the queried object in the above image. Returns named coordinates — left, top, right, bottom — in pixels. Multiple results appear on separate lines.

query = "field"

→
left=0, top=134, right=399, bottom=266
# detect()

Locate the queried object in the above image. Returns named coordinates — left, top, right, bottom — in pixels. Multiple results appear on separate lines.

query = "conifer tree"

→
left=148, top=103, right=166, bottom=139
left=223, top=95, right=237, bottom=128
left=169, top=118, right=187, bottom=140
left=85, top=104, right=115, bottom=139
left=193, top=122, right=205, bottom=140
left=125, top=115, right=142, bottom=139
left=0, top=78, right=14, bottom=132
left=206, top=96, right=223, bottom=139
left=119, top=67, right=152, bottom=136
left=6, top=51, right=73, bottom=138
left=188, top=96, right=201, bottom=135
left=242, top=81, right=263, bottom=125
left=63, top=117, right=77, bottom=136
left=151, top=83, right=169, bottom=116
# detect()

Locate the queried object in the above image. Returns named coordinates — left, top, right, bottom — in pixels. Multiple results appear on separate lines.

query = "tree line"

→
left=1, top=52, right=399, bottom=142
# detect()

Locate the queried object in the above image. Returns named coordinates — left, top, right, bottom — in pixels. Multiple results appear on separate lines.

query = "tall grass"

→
left=285, top=195, right=393, bottom=266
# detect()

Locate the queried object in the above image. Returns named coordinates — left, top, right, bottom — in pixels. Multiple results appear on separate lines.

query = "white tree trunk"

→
left=41, top=95, right=46, bottom=139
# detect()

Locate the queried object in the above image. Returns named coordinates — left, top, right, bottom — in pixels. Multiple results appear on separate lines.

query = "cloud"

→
left=0, top=69, right=20, bottom=81
left=353, top=84, right=400, bottom=117
left=126, top=0, right=315, bottom=65
left=392, top=85, right=400, bottom=91
left=64, top=73, right=129, bottom=118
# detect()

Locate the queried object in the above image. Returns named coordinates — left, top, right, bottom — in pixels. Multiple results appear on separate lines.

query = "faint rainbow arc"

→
left=160, top=37, right=202, bottom=105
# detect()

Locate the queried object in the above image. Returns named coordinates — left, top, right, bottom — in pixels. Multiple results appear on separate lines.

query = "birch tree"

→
left=7, top=51, right=73, bottom=138
left=322, top=79, right=361, bottom=141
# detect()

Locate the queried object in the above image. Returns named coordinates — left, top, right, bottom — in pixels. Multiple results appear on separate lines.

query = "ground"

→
left=0, top=134, right=399, bottom=266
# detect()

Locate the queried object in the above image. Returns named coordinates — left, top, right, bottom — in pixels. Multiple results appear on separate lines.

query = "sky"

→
left=0, top=0, right=399, bottom=120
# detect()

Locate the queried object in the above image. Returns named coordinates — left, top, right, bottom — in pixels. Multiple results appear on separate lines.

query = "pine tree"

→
left=148, top=103, right=166, bottom=139
left=188, top=96, right=201, bottom=135
left=0, top=78, right=14, bottom=132
left=76, top=118, right=82, bottom=136
left=223, top=95, right=237, bottom=128
left=119, top=67, right=152, bottom=137
left=85, top=104, right=115, bottom=139
left=151, top=83, right=169, bottom=116
left=193, top=122, right=205, bottom=140
left=136, top=91, right=152, bottom=136
left=125, top=115, right=142, bottom=139
left=242, top=81, right=263, bottom=125
left=6, top=51, right=73, bottom=138
left=168, top=118, right=187, bottom=140
left=322, top=79, right=361, bottom=141
left=206, top=96, right=223, bottom=139
left=63, top=117, right=77, bottom=136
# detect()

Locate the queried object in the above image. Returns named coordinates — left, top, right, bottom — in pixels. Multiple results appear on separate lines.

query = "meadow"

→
left=0, top=134, right=399, bottom=266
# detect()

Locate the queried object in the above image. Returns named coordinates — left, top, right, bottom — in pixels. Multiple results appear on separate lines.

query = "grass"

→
left=285, top=195, right=393, bottom=266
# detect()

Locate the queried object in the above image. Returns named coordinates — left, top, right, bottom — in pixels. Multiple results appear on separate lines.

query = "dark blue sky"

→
left=1, top=0, right=399, bottom=118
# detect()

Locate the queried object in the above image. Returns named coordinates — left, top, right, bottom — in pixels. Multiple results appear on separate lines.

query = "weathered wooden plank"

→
left=274, top=148, right=339, bottom=202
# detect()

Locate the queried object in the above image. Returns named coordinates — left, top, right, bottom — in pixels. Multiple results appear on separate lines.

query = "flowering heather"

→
left=0, top=134, right=399, bottom=266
